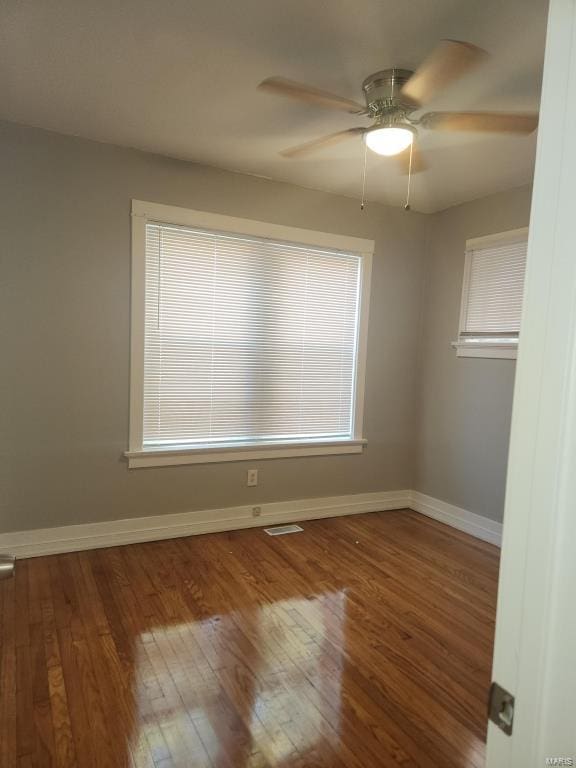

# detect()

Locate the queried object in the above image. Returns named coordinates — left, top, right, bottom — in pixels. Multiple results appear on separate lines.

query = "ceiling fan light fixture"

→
left=364, top=126, right=414, bottom=156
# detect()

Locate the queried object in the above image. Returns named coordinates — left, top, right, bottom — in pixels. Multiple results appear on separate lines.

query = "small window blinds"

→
left=460, top=234, right=528, bottom=342
left=143, top=222, right=362, bottom=448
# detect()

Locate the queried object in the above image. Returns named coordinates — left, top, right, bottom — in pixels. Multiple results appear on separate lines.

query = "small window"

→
left=454, top=228, right=528, bottom=359
left=127, top=201, right=373, bottom=467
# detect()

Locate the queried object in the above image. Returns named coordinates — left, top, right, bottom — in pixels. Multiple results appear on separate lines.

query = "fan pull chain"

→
left=360, top=141, right=368, bottom=210
left=404, top=142, right=414, bottom=211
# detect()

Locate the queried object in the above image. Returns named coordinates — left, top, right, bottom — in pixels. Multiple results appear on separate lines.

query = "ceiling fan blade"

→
left=401, top=40, right=488, bottom=106
left=422, top=111, right=538, bottom=133
left=394, top=144, right=429, bottom=175
left=259, top=77, right=366, bottom=114
left=280, top=127, right=366, bottom=158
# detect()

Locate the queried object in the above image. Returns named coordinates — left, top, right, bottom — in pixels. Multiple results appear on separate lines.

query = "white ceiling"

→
left=0, top=0, right=548, bottom=213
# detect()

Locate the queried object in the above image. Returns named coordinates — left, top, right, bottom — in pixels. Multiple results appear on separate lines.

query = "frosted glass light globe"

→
left=364, top=126, right=414, bottom=156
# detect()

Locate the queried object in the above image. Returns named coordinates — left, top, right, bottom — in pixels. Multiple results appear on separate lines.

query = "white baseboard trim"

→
left=0, top=490, right=412, bottom=559
left=0, top=489, right=502, bottom=559
left=409, top=490, right=503, bottom=547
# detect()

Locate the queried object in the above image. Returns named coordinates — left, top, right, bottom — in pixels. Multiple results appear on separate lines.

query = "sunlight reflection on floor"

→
left=131, top=592, right=346, bottom=766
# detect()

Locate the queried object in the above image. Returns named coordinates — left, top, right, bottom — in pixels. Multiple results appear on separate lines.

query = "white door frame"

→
left=486, top=0, right=576, bottom=764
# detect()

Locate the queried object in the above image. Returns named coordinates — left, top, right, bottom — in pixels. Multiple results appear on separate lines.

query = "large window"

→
left=127, top=201, right=373, bottom=467
left=454, top=228, right=528, bottom=359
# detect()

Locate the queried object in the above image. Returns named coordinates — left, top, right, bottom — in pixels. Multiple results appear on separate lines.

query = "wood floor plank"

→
left=250, top=528, right=485, bottom=767
left=204, top=537, right=430, bottom=768
left=275, top=518, right=493, bottom=698
left=0, top=511, right=499, bottom=767
left=266, top=534, right=488, bottom=730
left=31, top=558, right=78, bottom=768
left=0, top=573, right=17, bottom=768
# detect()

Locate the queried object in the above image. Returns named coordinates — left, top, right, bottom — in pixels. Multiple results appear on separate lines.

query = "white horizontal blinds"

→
left=143, top=222, right=361, bottom=447
left=462, top=237, right=528, bottom=337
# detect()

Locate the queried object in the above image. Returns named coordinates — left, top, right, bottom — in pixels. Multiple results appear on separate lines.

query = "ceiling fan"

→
left=258, top=40, right=539, bottom=170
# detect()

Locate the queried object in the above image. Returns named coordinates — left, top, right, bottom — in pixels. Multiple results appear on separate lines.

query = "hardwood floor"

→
left=0, top=510, right=500, bottom=768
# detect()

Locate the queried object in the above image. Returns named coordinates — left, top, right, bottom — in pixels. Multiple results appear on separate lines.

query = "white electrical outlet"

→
left=252, top=506, right=262, bottom=517
left=247, top=469, right=258, bottom=487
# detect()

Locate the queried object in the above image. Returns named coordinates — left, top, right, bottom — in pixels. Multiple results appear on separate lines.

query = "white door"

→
left=486, top=0, right=576, bottom=765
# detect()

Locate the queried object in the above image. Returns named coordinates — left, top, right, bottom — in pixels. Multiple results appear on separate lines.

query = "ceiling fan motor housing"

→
left=362, top=68, right=416, bottom=119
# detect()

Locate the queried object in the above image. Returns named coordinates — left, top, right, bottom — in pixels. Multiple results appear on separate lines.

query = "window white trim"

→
left=127, top=200, right=374, bottom=468
left=464, top=227, right=529, bottom=252
left=125, top=438, right=367, bottom=468
left=454, top=227, right=528, bottom=360
left=451, top=340, right=519, bottom=359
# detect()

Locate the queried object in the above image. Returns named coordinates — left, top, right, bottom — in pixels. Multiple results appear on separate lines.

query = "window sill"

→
left=452, top=341, right=518, bottom=359
left=125, top=439, right=367, bottom=468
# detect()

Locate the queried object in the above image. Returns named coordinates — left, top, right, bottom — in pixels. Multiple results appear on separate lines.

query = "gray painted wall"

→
left=415, top=185, right=533, bottom=522
left=1, top=121, right=533, bottom=534
left=0, top=121, right=428, bottom=533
